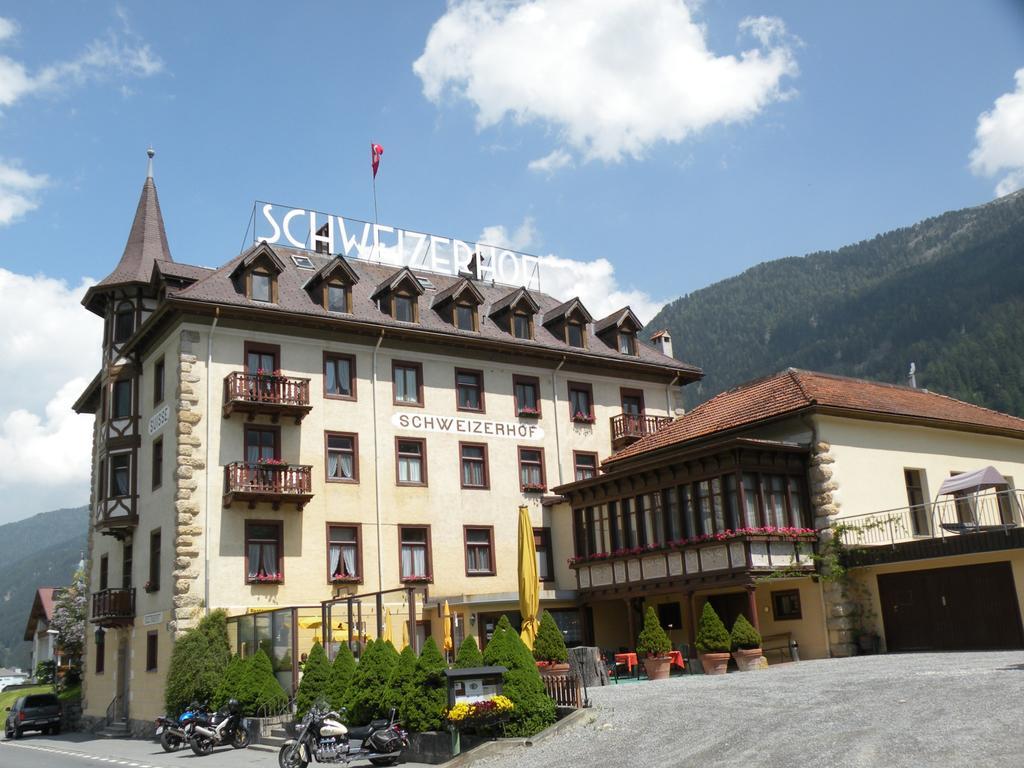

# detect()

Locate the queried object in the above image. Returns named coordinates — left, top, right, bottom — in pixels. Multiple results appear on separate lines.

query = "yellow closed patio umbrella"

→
left=442, top=600, right=454, bottom=654
left=383, top=609, right=394, bottom=644
left=401, top=618, right=409, bottom=650
left=517, top=505, right=540, bottom=650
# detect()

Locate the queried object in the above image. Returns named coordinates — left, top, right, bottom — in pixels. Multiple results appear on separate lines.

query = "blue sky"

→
left=0, top=0, right=1022, bottom=521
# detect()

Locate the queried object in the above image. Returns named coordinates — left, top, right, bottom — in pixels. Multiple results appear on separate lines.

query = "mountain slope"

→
left=0, top=506, right=89, bottom=670
left=650, top=191, right=1024, bottom=414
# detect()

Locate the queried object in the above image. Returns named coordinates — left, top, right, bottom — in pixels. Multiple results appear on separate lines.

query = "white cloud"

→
left=528, top=148, right=574, bottom=175
left=479, top=216, right=539, bottom=252
left=970, top=68, right=1024, bottom=197
left=0, top=270, right=102, bottom=521
left=414, top=0, right=798, bottom=163
left=0, top=12, right=164, bottom=109
left=0, top=159, right=48, bottom=226
left=478, top=218, right=668, bottom=322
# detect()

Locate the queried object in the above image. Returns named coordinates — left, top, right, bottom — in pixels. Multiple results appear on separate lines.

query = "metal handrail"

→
left=838, top=488, right=1022, bottom=548
left=224, top=371, right=311, bottom=407
left=105, top=695, right=122, bottom=726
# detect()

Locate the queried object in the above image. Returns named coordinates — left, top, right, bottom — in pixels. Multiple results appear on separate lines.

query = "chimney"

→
left=650, top=329, right=673, bottom=358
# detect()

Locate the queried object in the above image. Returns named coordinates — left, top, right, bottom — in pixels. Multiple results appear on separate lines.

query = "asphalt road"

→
left=0, top=734, right=279, bottom=768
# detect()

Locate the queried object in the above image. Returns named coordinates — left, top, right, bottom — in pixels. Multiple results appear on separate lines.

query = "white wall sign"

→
left=143, top=612, right=164, bottom=626
left=392, top=412, right=544, bottom=441
left=257, top=203, right=542, bottom=288
left=148, top=404, right=169, bottom=436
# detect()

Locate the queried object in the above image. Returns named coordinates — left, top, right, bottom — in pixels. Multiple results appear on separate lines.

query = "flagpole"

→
left=372, top=171, right=379, bottom=227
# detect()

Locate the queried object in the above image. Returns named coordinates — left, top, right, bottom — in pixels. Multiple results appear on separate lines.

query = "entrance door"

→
left=116, top=641, right=129, bottom=722
left=706, top=592, right=751, bottom=633
left=478, top=611, right=521, bottom=650
left=620, top=389, right=645, bottom=416
left=878, top=561, right=1024, bottom=651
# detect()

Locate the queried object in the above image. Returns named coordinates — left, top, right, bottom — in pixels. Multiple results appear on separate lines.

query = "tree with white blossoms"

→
left=50, top=568, right=87, bottom=690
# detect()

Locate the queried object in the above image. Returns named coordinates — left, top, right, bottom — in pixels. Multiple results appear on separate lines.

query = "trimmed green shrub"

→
left=296, top=642, right=331, bottom=717
left=245, top=649, right=289, bottom=715
left=212, top=655, right=247, bottom=710
left=164, top=610, right=232, bottom=715
left=328, top=643, right=357, bottom=711
left=730, top=615, right=762, bottom=651
left=635, top=607, right=672, bottom=657
left=482, top=615, right=555, bottom=737
left=453, top=635, right=483, bottom=668
left=532, top=612, right=568, bottom=663
left=344, top=639, right=399, bottom=725
left=384, top=646, right=418, bottom=717
left=401, top=638, right=448, bottom=732
left=695, top=603, right=731, bottom=654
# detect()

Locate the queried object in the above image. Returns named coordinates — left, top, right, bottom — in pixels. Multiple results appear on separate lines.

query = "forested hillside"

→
left=0, top=506, right=88, bottom=670
left=651, top=190, right=1024, bottom=414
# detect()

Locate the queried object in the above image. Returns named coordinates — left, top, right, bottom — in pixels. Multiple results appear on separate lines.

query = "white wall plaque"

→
left=149, top=404, right=170, bottom=436
left=143, top=611, right=163, bottom=626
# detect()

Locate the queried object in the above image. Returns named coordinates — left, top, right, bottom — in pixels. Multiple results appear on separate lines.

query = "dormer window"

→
left=326, top=282, right=350, bottom=313
left=394, top=294, right=417, bottom=323
left=567, top=322, right=586, bottom=348
left=455, top=303, right=477, bottom=332
left=513, top=312, right=533, bottom=340
left=618, top=331, right=637, bottom=355
left=594, top=307, right=645, bottom=356
left=251, top=271, right=273, bottom=303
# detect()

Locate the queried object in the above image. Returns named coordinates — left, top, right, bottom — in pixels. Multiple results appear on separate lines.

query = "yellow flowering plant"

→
left=446, top=695, right=515, bottom=726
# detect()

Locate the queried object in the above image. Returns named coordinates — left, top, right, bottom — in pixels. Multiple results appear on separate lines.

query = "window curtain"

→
left=340, top=453, right=353, bottom=478
left=247, top=543, right=261, bottom=579
left=463, top=460, right=483, bottom=486
left=400, top=458, right=421, bottom=483
left=328, top=451, right=339, bottom=478
left=261, top=542, right=277, bottom=576
left=329, top=543, right=342, bottom=577
left=402, top=545, right=426, bottom=577
left=326, top=363, right=338, bottom=394
left=341, top=545, right=356, bottom=576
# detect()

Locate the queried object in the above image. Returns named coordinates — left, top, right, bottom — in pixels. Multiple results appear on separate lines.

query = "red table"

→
left=615, top=650, right=686, bottom=674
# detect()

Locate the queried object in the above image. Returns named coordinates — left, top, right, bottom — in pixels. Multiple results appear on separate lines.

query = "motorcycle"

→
left=155, top=701, right=208, bottom=753
left=278, top=701, right=408, bottom=767
left=188, top=698, right=251, bottom=756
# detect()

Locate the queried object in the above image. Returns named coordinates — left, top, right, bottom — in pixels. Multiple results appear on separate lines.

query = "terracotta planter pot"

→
left=732, top=647, right=765, bottom=672
left=642, top=655, right=672, bottom=681
left=699, top=651, right=731, bottom=675
left=538, top=662, right=571, bottom=677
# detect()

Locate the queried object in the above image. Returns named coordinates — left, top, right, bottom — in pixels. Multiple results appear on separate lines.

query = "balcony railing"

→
left=222, top=371, right=312, bottom=423
left=838, top=489, right=1023, bottom=548
left=91, top=588, right=135, bottom=627
left=223, top=461, right=314, bottom=510
left=610, top=413, right=673, bottom=449
left=570, top=531, right=817, bottom=593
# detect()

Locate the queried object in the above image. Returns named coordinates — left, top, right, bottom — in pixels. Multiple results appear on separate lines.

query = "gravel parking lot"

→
left=477, top=652, right=1024, bottom=768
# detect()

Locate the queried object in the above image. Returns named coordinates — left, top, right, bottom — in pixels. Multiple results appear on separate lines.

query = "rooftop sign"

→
left=254, top=202, right=542, bottom=289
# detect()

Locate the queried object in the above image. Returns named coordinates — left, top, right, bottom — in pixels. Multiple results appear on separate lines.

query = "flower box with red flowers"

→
left=143, top=580, right=158, bottom=593
left=330, top=575, right=361, bottom=584
left=571, top=411, right=596, bottom=424
left=249, top=572, right=283, bottom=584
left=401, top=574, right=432, bottom=584
left=521, top=482, right=547, bottom=493
left=517, top=406, right=541, bottom=418
left=258, top=458, right=286, bottom=466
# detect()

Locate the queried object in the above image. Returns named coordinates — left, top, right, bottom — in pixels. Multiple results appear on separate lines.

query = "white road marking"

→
left=0, top=741, right=160, bottom=768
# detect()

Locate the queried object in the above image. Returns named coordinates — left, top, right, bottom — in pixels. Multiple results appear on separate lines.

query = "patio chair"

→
left=676, top=643, right=696, bottom=675
left=603, top=649, right=627, bottom=682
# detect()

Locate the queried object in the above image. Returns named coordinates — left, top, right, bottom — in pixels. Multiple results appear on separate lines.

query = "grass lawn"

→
left=0, top=684, right=53, bottom=712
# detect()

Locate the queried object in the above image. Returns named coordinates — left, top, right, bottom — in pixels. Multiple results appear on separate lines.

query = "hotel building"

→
left=557, top=368, right=1024, bottom=661
left=74, top=157, right=700, bottom=732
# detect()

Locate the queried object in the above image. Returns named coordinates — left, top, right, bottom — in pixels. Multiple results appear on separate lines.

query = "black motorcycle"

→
left=278, top=701, right=408, bottom=767
left=155, top=701, right=208, bottom=753
left=189, top=698, right=251, bottom=756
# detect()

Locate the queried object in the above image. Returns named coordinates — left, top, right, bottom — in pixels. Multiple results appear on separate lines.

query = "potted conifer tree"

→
left=635, top=607, right=672, bottom=681
left=695, top=603, right=731, bottom=675
left=730, top=615, right=765, bottom=672
left=533, top=612, right=570, bottom=675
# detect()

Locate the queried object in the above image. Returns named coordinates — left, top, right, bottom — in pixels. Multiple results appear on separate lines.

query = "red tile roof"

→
left=23, top=587, right=60, bottom=641
left=605, top=368, right=1024, bottom=465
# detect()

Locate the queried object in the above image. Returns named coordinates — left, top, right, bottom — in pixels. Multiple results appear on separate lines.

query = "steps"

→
left=97, top=721, right=131, bottom=739
left=259, top=726, right=290, bottom=749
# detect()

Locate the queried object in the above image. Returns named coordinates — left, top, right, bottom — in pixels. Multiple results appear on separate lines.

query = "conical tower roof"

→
left=84, top=150, right=172, bottom=313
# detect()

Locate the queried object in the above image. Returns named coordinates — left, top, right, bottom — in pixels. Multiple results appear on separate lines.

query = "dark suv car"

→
left=4, top=693, right=62, bottom=739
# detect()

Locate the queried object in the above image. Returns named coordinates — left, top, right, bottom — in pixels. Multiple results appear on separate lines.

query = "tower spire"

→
left=146, top=146, right=155, bottom=179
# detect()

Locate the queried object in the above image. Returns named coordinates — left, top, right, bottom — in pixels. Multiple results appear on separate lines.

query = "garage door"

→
left=878, top=561, right=1024, bottom=652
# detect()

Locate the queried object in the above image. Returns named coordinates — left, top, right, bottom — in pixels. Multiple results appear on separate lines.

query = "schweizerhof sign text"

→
left=257, top=203, right=542, bottom=288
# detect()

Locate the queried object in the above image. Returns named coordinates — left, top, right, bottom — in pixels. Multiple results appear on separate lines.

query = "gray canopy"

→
left=937, top=466, right=1007, bottom=496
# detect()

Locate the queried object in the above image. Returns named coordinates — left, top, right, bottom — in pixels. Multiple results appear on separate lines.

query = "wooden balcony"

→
left=570, top=533, right=817, bottom=596
left=91, top=588, right=136, bottom=628
left=223, top=461, right=313, bottom=511
left=222, top=371, right=312, bottom=423
left=610, top=413, right=673, bottom=450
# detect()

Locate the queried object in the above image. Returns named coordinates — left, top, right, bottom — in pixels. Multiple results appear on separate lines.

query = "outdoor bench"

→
left=761, top=632, right=797, bottom=664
